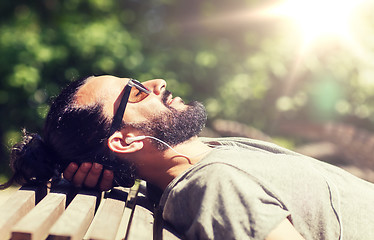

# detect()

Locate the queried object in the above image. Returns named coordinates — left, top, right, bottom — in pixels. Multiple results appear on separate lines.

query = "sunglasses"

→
left=109, top=79, right=151, bottom=136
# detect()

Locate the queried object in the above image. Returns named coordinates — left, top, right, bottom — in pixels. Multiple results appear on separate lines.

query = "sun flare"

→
left=267, top=0, right=364, bottom=44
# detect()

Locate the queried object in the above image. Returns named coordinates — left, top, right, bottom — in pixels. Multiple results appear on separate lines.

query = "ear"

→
left=107, top=131, right=144, bottom=154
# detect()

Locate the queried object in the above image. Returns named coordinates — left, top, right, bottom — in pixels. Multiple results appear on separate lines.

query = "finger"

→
left=63, top=162, right=79, bottom=181
left=83, top=163, right=103, bottom=188
left=72, top=162, right=92, bottom=187
left=99, top=169, right=114, bottom=191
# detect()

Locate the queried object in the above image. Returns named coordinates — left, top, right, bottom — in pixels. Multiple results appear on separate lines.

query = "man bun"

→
left=0, top=130, right=59, bottom=189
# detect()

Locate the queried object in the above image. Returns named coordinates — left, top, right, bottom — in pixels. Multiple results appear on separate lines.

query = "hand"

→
left=63, top=162, right=114, bottom=191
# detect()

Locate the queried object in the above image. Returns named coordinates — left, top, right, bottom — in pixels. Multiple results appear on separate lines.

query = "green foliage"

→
left=0, top=0, right=374, bottom=176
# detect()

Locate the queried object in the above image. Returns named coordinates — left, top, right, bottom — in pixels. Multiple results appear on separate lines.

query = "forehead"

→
left=74, top=75, right=130, bottom=115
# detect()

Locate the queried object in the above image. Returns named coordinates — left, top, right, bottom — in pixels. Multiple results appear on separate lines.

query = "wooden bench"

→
left=0, top=180, right=181, bottom=240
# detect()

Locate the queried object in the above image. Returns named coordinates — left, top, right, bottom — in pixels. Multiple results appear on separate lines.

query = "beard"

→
left=126, top=90, right=207, bottom=151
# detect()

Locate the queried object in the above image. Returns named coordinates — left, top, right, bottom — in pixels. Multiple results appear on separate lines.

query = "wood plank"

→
left=126, top=183, right=154, bottom=240
left=125, top=197, right=153, bottom=240
left=85, top=188, right=128, bottom=240
left=115, top=185, right=139, bottom=240
left=11, top=193, right=66, bottom=240
left=0, top=190, right=35, bottom=240
left=162, top=225, right=183, bottom=240
left=115, top=206, right=133, bottom=240
left=48, top=194, right=97, bottom=240
left=126, top=182, right=182, bottom=240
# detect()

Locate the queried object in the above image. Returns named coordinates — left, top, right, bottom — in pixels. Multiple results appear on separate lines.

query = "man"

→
left=4, top=75, right=374, bottom=240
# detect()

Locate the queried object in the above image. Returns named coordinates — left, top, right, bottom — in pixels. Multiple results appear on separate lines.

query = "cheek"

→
left=123, top=101, right=169, bottom=123
left=122, top=107, right=147, bottom=123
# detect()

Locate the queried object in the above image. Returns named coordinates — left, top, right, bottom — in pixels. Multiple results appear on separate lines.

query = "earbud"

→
left=125, top=136, right=146, bottom=144
left=124, top=135, right=189, bottom=158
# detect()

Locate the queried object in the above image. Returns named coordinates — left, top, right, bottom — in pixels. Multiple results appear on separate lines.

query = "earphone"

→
left=125, top=136, right=147, bottom=144
left=125, top=135, right=189, bottom=157
left=125, top=136, right=213, bottom=161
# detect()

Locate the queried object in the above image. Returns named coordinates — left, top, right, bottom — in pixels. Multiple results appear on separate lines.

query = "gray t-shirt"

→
left=159, top=137, right=374, bottom=240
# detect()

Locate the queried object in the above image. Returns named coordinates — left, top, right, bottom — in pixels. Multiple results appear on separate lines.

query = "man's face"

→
left=76, top=75, right=207, bottom=150
left=127, top=89, right=207, bottom=150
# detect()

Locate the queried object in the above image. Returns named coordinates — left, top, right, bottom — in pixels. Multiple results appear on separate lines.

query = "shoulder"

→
left=161, top=155, right=290, bottom=240
left=200, top=136, right=301, bottom=156
left=175, top=159, right=251, bottom=189
left=164, top=145, right=281, bottom=201
left=164, top=159, right=283, bottom=209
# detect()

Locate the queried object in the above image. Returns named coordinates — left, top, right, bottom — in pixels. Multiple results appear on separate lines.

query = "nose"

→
left=143, top=79, right=167, bottom=96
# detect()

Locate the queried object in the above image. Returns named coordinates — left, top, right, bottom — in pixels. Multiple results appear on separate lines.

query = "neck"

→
left=133, top=136, right=212, bottom=190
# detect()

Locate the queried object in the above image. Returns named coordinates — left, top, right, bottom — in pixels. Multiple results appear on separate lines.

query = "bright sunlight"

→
left=267, top=0, right=365, bottom=44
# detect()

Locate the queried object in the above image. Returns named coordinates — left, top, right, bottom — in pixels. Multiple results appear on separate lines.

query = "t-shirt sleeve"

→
left=162, top=163, right=290, bottom=240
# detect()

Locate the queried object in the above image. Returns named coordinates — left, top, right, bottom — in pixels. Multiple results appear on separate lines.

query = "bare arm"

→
left=266, top=218, right=305, bottom=240
left=63, top=162, right=113, bottom=191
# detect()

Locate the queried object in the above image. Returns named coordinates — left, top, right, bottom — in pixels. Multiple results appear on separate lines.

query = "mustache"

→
left=162, top=90, right=173, bottom=106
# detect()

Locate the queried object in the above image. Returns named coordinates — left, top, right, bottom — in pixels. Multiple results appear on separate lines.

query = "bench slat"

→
left=162, top=226, right=182, bottom=240
left=127, top=182, right=182, bottom=240
left=11, top=193, right=66, bottom=240
left=84, top=189, right=128, bottom=240
left=126, top=198, right=154, bottom=240
left=0, top=190, right=35, bottom=240
left=126, top=182, right=154, bottom=240
left=48, top=194, right=97, bottom=240
left=0, top=180, right=182, bottom=240
left=115, top=185, right=139, bottom=240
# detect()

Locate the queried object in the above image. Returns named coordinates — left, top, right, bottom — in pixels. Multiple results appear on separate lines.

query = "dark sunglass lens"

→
left=128, top=87, right=149, bottom=103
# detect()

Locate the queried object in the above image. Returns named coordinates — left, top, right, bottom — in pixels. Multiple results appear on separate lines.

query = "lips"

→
left=166, top=94, right=173, bottom=105
left=162, top=90, right=178, bottom=107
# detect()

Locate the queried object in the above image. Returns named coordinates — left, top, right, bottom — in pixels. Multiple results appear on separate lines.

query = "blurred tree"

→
left=0, top=0, right=147, bottom=176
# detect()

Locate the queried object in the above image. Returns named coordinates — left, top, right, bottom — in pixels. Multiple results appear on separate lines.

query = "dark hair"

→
left=1, top=77, right=135, bottom=189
